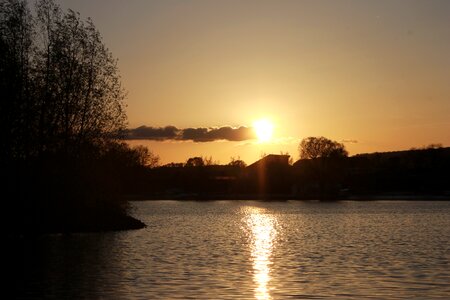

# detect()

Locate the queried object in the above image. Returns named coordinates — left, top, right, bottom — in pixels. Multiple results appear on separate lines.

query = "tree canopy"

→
left=299, top=136, right=348, bottom=160
left=0, top=0, right=144, bottom=233
left=1, top=0, right=126, bottom=163
left=186, top=156, right=206, bottom=167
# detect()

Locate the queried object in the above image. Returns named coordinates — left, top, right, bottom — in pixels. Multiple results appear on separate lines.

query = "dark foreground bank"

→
left=41, top=214, right=146, bottom=234
left=9, top=211, right=146, bottom=236
left=4, top=149, right=149, bottom=236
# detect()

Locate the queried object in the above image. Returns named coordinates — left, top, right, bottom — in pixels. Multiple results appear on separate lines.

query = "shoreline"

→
left=9, top=215, right=146, bottom=237
left=125, top=193, right=450, bottom=201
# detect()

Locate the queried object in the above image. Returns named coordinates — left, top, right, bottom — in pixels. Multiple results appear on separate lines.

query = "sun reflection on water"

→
left=243, top=207, right=278, bottom=300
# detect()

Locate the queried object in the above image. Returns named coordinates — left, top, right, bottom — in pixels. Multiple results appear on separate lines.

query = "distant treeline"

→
left=122, top=146, right=450, bottom=200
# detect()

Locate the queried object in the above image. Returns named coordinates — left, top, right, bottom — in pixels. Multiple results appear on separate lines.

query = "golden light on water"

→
left=243, top=207, right=278, bottom=300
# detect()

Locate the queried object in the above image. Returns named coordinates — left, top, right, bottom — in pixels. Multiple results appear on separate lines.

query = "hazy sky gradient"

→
left=58, top=0, right=450, bottom=164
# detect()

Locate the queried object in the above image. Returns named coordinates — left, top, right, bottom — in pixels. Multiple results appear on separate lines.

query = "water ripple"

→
left=9, top=200, right=450, bottom=299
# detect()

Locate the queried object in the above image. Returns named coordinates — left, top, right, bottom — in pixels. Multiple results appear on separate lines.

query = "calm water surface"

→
left=10, top=201, right=450, bottom=299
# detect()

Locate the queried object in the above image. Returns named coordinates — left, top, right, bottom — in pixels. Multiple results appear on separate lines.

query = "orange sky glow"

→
left=58, top=0, right=450, bottom=164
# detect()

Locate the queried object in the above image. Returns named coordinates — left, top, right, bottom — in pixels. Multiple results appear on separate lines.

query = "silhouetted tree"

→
left=33, top=0, right=126, bottom=156
left=186, top=156, right=205, bottom=167
left=1, top=0, right=126, bottom=163
left=131, top=145, right=160, bottom=168
left=295, top=137, right=348, bottom=199
left=228, top=156, right=246, bottom=168
left=299, top=136, right=348, bottom=159
left=1, top=0, right=143, bottom=233
left=202, top=155, right=218, bottom=166
left=0, top=0, right=34, bottom=162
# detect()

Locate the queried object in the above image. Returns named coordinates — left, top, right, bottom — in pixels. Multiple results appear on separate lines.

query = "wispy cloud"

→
left=125, top=125, right=256, bottom=142
left=341, top=139, right=358, bottom=144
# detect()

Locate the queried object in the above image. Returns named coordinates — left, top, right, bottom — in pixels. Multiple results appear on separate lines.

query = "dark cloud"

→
left=125, top=125, right=179, bottom=140
left=181, top=127, right=209, bottom=141
left=125, top=125, right=256, bottom=142
left=213, top=126, right=255, bottom=141
left=181, top=126, right=255, bottom=142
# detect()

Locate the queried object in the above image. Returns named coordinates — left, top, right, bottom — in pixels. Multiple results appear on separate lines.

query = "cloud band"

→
left=125, top=125, right=256, bottom=142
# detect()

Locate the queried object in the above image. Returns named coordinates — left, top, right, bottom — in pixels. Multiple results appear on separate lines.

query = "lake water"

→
left=10, top=201, right=450, bottom=299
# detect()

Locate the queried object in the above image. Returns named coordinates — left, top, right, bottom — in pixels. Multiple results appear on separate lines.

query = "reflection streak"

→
left=244, top=207, right=277, bottom=300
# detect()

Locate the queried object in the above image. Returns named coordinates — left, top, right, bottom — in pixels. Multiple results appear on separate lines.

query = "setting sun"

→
left=253, top=119, right=274, bottom=142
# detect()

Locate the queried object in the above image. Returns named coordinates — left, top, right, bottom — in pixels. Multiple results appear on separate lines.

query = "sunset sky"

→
left=58, top=0, right=450, bottom=164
